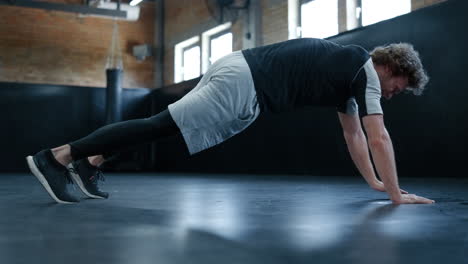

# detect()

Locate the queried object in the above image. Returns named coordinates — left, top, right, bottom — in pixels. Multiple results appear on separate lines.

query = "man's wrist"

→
left=369, top=179, right=381, bottom=188
left=390, top=193, right=403, bottom=202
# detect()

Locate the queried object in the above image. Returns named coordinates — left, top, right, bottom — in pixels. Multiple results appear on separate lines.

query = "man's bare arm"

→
left=337, top=112, right=380, bottom=188
left=362, top=114, right=434, bottom=204
left=338, top=112, right=407, bottom=194
left=361, top=114, right=402, bottom=201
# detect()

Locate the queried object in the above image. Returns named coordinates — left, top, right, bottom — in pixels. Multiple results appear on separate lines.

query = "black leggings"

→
left=69, top=109, right=180, bottom=161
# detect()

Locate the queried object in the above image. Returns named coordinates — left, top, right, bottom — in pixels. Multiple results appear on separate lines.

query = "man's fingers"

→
left=400, top=189, right=408, bottom=194
left=394, top=194, right=436, bottom=204
left=415, top=195, right=435, bottom=204
left=420, top=197, right=435, bottom=204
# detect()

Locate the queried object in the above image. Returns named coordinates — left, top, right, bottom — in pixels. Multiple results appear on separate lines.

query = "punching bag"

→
left=105, top=21, right=124, bottom=125
left=105, top=68, right=123, bottom=124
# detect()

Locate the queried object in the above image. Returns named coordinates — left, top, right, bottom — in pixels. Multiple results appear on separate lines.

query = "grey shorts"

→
left=168, top=51, right=260, bottom=155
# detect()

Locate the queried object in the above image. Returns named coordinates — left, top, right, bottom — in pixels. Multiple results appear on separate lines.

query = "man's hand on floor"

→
left=370, top=181, right=435, bottom=204
left=392, top=194, right=436, bottom=204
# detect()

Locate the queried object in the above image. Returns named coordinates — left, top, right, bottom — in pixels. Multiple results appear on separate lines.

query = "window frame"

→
left=201, top=22, right=232, bottom=74
left=181, top=43, right=201, bottom=82
left=174, top=36, right=200, bottom=83
left=174, top=22, right=234, bottom=83
left=207, top=28, right=233, bottom=66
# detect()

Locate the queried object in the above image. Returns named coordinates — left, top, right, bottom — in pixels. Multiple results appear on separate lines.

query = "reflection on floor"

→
left=0, top=173, right=466, bottom=264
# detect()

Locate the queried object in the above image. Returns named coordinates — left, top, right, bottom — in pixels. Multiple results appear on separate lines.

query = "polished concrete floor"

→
left=0, top=173, right=467, bottom=264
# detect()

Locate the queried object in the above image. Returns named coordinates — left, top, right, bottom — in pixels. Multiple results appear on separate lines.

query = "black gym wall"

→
left=1, top=82, right=151, bottom=172
left=150, top=0, right=468, bottom=178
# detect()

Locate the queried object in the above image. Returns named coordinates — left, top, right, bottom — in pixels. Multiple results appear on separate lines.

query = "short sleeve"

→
left=337, top=97, right=358, bottom=115
left=353, top=59, right=383, bottom=118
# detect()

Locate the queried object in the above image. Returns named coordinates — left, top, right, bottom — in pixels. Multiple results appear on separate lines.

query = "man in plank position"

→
left=26, top=38, right=434, bottom=205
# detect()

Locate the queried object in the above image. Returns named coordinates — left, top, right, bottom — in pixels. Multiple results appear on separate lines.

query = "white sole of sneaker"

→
left=68, top=164, right=105, bottom=199
left=26, top=156, right=76, bottom=204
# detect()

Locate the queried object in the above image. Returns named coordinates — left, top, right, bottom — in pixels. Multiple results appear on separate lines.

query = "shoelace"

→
left=68, top=167, right=77, bottom=175
left=68, top=167, right=105, bottom=185
left=90, top=169, right=105, bottom=185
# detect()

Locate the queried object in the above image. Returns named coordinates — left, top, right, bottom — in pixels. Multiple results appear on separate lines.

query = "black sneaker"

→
left=68, top=158, right=109, bottom=199
left=26, top=149, right=79, bottom=204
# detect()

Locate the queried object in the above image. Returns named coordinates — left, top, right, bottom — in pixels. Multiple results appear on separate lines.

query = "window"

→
left=174, top=22, right=233, bottom=83
left=300, top=0, right=339, bottom=39
left=174, top=36, right=200, bottom=83
left=209, top=32, right=233, bottom=65
left=289, top=0, right=414, bottom=39
left=202, top=22, right=232, bottom=73
left=361, top=0, right=411, bottom=26
left=182, top=44, right=201, bottom=81
left=288, top=0, right=300, bottom=39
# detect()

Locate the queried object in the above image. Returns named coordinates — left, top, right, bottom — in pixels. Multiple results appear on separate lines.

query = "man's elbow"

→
left=343, top=130, right=364, bottom=142
left=368, top=133, right=391, bottom=148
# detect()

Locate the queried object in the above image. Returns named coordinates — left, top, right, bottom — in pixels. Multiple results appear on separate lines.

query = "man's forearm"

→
left=367, top=133, right=402, bottom=201
left=344, top=131, right=379, bottom=186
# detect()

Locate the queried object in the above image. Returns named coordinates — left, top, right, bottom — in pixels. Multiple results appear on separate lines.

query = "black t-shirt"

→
left=242, top=38, right=383, bottom=117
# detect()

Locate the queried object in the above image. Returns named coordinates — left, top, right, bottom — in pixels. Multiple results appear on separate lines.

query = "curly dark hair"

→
left=370, top=43, right=429, bottom=95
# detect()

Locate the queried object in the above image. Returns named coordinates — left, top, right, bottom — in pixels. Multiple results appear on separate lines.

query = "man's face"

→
left=381, top=75, right=409, bottom=100
left=377, top=65, right=409, bottom=100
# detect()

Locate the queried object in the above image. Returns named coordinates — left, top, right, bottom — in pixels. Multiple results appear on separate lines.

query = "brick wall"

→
left=0, top=0, right=155, bottom=88
left=261, top=0, right=288, bottom=46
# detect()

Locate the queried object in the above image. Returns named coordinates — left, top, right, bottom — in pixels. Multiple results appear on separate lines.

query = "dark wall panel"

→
left=1, top=82, right=151, bottom=172
left=151, top=0, right=467, bottom=178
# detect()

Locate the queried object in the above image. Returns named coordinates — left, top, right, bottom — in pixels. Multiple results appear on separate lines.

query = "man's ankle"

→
left=52, top=150, right=72, bottom=167
left=54, top=156, right=70, bottom=167
left=87, top=157, right=103, bottom=168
